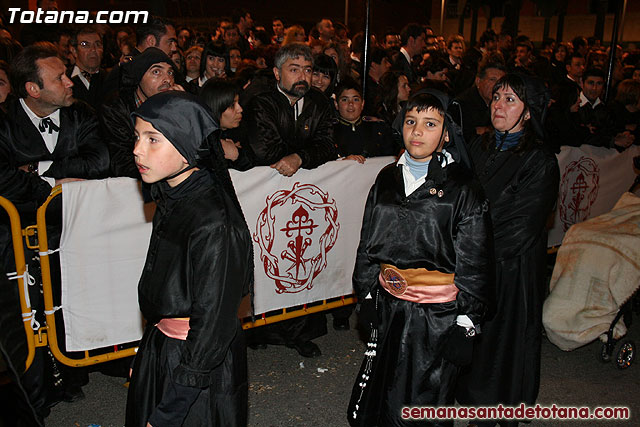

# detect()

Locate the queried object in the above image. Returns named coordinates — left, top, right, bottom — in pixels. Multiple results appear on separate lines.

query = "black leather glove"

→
left=356, top=291, right=379, bottom=332
left=441, top=325, right=475, bottom=366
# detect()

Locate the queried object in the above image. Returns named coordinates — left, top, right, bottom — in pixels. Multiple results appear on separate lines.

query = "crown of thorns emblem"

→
left=253, top=182, right=339, bottom=293
left=559, top=156, right=600, bottom=231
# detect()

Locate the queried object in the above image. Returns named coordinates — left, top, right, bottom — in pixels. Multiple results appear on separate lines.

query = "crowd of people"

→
left=0, top=1, right=639, bottom=426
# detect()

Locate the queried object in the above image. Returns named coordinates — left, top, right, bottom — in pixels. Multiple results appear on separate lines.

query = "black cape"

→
left=456, top=135, right=560, bottom=424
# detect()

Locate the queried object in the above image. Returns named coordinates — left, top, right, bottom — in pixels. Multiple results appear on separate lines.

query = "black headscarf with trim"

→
left=131, top=91, right=255, bottom=315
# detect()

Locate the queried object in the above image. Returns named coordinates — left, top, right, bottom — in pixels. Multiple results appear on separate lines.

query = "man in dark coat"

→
left=68, top=26, right=106, bottom=110
left=0, top=44, right=109, bottom=210
left=576, top=68, right=634, bottom=149
left=101, top=16, right=178, bottom=97
left=246, top=43, right=337, bottom=177
left=392, top=23, right=426, bottom=86
left=363, top=48, right=392, bottom=117
left=245, top=44, right=337, bottom=357
left=100, top=48, right=183, bottom=178
left=0, top=44, right=109, bottom=425
left=455, top=55, right=506, bottom=144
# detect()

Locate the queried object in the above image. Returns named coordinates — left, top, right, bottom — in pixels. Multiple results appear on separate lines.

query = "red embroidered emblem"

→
left=559, top=156, right=600, bottom=231
left=253, top=182, right=339, bottom=293
left=381, top=267, right=407, bottom=296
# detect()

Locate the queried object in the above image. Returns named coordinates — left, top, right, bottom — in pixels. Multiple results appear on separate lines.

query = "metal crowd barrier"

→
left=4, top=187, right=355, bottom=371
left=34, top=186, right=138, bottom=369
left=0, top=195, right=37, bottom=371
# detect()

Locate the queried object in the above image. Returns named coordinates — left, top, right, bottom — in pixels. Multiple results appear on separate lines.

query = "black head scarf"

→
left=131, top=91, right=255, bottom=312
left=131, top=91, right=218, bottom=167
left=515, top=73, right=550, bottom=140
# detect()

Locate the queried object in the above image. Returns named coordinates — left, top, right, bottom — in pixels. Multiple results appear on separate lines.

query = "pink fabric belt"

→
left=156, top=317, right=190, bottom=340
left=378, top=264, right=459, bottom=303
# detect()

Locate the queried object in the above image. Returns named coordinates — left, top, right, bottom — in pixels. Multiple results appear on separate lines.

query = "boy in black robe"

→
left=348, top=89, right=494, bottom=427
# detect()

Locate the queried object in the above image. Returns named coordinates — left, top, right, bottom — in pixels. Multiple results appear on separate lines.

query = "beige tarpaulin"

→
left=543, top=192, right=640, bottom=351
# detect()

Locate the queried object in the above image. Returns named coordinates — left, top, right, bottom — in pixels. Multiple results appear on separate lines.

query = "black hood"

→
left=130, top=91, right=218, bottom=166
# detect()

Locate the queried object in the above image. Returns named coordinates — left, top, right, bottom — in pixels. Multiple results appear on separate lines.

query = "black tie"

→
left=81, top=70, right=92, bottom=83
left=38, top=117, right=59, bottom=134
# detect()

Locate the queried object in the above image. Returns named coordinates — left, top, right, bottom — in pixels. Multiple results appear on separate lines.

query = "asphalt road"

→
left=44, top=313, right=639, bottom=427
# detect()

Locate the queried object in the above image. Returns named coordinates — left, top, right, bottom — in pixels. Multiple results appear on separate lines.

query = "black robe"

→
left=0, top=98, right=109, bottom=425
left=456, top=136, right=560, bottom=426
left=348, top=160, right=493, bottom=427
left=0, top=98, right=109, bottom=212
left=125, top=169, right=252, bottom=426
left=333, top=116, right=401, bottom=158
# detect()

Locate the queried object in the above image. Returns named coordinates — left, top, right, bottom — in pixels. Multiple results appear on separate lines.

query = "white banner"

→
left=235, top=157, right=393, bottom=314
left=547, top=145, right=640, bottom=247
left=60, top=178, right=150, bottom=351
left=58, top=158, right=393, bottom=351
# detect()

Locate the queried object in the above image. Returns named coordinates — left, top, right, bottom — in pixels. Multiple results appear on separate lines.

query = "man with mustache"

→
left=245, top=44, right=337, bottom=358
left=100, top=47, right=184, bottom=178
left=68, top=26, right=106, bottom=109
left=246, top=43, right=336, bottom=178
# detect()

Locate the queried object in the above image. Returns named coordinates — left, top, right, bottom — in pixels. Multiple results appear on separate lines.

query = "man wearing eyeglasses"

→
left=68, top=26, right=105, bottom=109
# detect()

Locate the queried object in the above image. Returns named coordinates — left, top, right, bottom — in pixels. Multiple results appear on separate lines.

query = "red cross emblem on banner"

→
left=253, top=182, right=339, bottom=293
left=559, top=156, right=600, bottom=231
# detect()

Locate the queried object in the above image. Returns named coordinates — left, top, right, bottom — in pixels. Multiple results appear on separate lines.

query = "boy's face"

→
left=336, top=89, right=364, bottom=122
left=402, top=107, right=447, bottom=163
left=133, top=117, right=190, bottom=187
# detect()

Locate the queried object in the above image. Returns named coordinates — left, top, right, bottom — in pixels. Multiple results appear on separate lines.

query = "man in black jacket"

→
left=68, top=26, right=106, bottom=110
left=455, top=55, right=506, bottom=144
left=0, top=43, right=109, bottom=424
left=392, top=23, right=426, bottom=86
left=245, top=44, right=336, bottom=358
left=246, top=43, right=337, bottom=177
left=1, top=44, right=108, bottom=210
left=100, top=48, right=183, bottom=178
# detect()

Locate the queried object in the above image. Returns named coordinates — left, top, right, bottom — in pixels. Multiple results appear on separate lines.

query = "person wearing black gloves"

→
left=125, top=91, right=253, bottom=426
left=348, top=89, right=494, bottom=427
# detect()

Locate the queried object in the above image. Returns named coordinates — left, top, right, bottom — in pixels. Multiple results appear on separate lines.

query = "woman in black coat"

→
left=200, top=78, right=254, bottom=170
left=456, top=74, right=560, bottom=427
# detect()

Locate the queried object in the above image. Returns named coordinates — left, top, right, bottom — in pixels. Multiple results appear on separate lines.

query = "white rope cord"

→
left=38, top=248, right=60, bottom=256
left=6, top=265, right=40, bottom=330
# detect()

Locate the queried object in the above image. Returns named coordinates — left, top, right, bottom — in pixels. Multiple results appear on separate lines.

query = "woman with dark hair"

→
left=227, top=46, right=242, bottom=76
left=200, top=78, right=253, bottom=171
left=377, top=71, right=411, bottom=125
left=196, top=42, right=227, bottom=87
left=550, top=43, right=570, bottom=83
left=456, top=74, right=560, bottom=427
left=323, top=42, right=350, bottom=82
left=311, top=53, right=338, bottom=98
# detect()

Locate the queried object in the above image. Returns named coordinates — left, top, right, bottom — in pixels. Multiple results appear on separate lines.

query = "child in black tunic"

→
left=125, top=91, right=253, bottom=426
left=348, top=90, right=494, bottom=427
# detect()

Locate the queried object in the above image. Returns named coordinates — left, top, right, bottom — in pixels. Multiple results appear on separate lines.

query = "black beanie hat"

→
left=121, top=47, right=177, bottom=88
